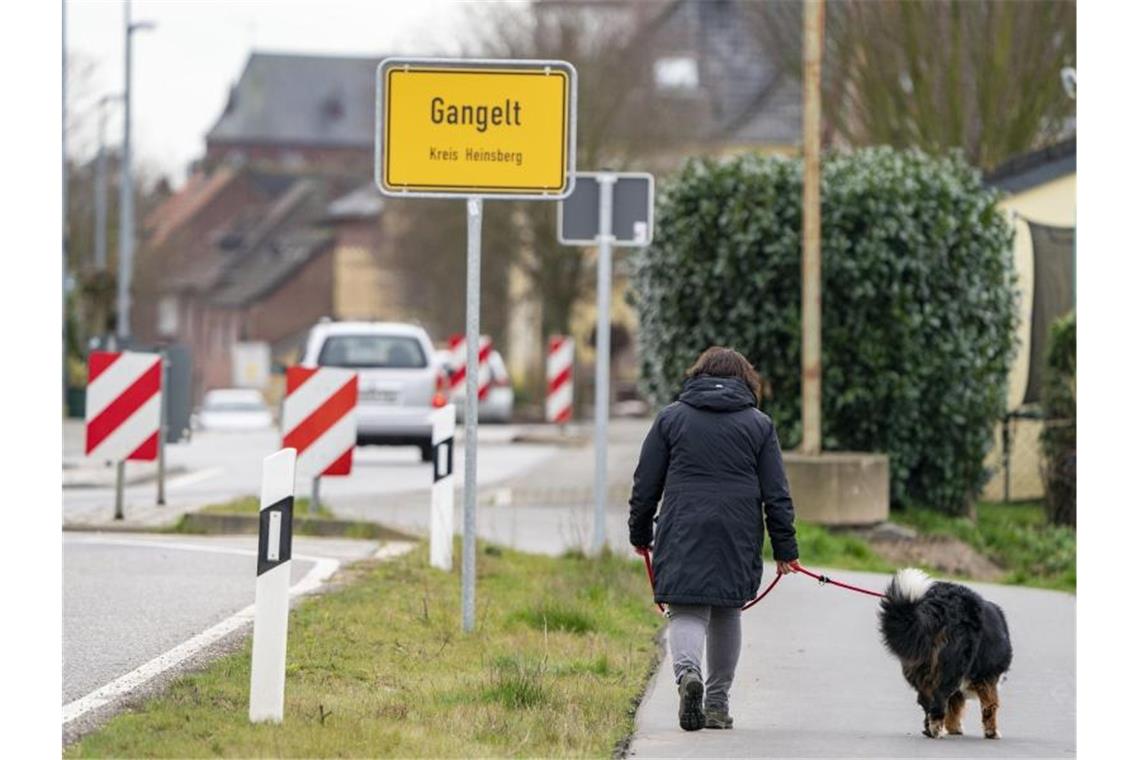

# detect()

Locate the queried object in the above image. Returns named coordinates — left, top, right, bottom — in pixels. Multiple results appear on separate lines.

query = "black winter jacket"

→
left=628, top=375, right=799, bottom=606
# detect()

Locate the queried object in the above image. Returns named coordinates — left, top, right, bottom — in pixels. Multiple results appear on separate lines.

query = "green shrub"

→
left=1040, top=312, right=1076, bottom=526
left=631, top=148, right=1018, bottom=513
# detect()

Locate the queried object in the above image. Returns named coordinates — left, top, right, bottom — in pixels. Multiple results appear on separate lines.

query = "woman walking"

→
left=629, top=347, right=800, bottom=731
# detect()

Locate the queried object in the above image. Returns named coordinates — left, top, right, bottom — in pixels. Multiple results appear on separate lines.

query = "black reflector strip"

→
left=433, top=437, right=454, bottom=483
left=257, top=495, right=294, bottom=576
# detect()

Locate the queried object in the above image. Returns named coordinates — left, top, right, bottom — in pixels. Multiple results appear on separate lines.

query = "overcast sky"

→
left=65, top=0, right=522, bottom=185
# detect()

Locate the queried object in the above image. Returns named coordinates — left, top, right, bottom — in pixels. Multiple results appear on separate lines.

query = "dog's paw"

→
left=985, top=730, right=1002, bottom=740
left=947, top=727, right=963, bottom=736
left=925, top=719, right=947, bottom=739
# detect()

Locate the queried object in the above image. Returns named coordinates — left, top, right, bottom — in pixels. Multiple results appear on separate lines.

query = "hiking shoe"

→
left=677, top=670, right=705, bottom=731
left=704, top=707, right=734, bottom=729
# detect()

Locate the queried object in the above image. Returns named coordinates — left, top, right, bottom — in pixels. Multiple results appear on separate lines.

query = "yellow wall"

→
left=981, top=172, right=1075, bottom=501
left=334, top=245, right=400, bottom=321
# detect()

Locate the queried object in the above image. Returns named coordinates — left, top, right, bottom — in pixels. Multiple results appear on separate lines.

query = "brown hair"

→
left=685, top=346, right=764, bottom=403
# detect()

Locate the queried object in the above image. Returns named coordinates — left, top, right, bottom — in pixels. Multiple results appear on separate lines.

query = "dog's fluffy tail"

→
left=879, top=568, right=936, bottom=663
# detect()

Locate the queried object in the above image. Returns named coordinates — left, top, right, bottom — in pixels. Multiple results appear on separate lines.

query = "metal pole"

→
left=94, top=95, right=119, bottom=271
left=593, top=173, right=615, bottom=556
left=116, top=0, right=134, bottom=344
left=63, top=0, right=69, bottom=412
left=462, top=197, right=482, bottom=633
left=114, top=460, right=125, bottom=520
left=1002, top=416, right=1011, bottom=503
left=801, top=0, right=824, bottom=456
left=157, top=353, right=168, bottom=505
left=311, top=476, right=320, bottom=514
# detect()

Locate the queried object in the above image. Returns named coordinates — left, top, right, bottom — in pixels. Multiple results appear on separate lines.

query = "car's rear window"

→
left=317, top=335, right=428, bottom=369
left=203, top=391, right=266, bottom=411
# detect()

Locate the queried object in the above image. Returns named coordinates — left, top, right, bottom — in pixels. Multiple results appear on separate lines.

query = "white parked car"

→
left=301, top=321, right=447, bottom=461
left=441, top=348, right=515, bottom=424
left=194, top=388, right=274, bottom=431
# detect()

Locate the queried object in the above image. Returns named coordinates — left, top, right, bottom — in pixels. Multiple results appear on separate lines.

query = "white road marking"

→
left=162, top=466, right=223, bottom=490
left=62, top=538, right=415, bottom=725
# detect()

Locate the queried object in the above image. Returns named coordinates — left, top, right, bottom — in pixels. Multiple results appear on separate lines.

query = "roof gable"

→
left=207, top=52, right=386, bottom=149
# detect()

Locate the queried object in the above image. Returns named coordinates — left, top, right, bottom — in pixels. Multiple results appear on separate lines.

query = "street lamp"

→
left=94, top=93, right=122, bottom=272
left=115, top=0, right=155, bottom=346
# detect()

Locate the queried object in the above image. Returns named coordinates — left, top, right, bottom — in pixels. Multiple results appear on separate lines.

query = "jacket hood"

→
left=679, top=375, right=756, bottom=411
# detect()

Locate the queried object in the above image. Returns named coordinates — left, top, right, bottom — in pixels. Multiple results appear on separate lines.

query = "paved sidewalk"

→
left=629, top=569, right=1075, bottom=759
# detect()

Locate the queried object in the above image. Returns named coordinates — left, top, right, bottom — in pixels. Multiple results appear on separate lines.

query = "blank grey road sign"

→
left=558, top=172, right=654, bottom=247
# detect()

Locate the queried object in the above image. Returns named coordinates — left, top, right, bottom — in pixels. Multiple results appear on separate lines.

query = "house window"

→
left=158, top=296, right=179, bottom=336
left=654, top=56, right=699, bottom=91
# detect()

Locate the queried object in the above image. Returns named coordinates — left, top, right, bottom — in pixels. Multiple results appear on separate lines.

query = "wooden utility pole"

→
left=801, top=0, right=824, bottom=455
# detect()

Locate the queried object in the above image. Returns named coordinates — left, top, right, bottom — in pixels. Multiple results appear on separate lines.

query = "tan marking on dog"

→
left=945, top=692, right=966, bottom=735
left=974, top=679, right=1001, bottom=739
left=926, top=716, right=947, bottom=739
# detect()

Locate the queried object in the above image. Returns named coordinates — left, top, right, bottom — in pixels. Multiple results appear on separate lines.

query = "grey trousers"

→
left=667, top=603, right=742, bottom=710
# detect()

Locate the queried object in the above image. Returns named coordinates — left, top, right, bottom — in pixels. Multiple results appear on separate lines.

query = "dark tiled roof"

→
left=985, top=137, right=1076, bottom=194
left=210, top=178, right=335, bottom=306
left=686, top=0, right=800, bottom=144
left=207, top=52, right=385, bottom=149
left=211, top=227, right=334, bottom=306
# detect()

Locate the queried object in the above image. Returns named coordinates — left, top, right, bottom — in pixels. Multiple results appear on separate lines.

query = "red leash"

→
left=635, top=548, right=885, bottom=614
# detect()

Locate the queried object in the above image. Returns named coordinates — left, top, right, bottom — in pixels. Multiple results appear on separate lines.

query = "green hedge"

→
left=631, top=148, right=1018, bottom=513
left=1040, top=312, right=1076, bottom=526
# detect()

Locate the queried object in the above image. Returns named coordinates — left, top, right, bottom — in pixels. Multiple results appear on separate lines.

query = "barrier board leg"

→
left=431, top=405, right=456, bottom=571
left=114, top=461, right=125, bottom=520
left=249, top=447, right=297, bottom=724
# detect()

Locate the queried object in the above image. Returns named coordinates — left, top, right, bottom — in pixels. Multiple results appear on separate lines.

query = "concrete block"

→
left=783, top=451, right=889, bottom=526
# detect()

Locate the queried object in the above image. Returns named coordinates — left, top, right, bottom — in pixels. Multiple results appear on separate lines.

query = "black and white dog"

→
left=878, top=568, right=1013, bottom=739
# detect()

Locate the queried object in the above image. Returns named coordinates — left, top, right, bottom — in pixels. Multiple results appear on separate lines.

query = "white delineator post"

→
left=430, top=404, right=457, bottom=571
left=249, top=448, right=297, bottom=724
left=546, top=335, right=574, bottom=424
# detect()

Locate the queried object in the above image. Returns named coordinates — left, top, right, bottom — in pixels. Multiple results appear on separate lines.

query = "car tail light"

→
left=432, top=370, right=448, bottom=408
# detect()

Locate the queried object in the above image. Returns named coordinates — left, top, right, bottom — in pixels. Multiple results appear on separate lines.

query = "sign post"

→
left=559, top=172, right=654, bottom=556
left=377, top=57, right=576, bottom=632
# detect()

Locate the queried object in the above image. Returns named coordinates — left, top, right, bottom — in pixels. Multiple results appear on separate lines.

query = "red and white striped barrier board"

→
left=447, top=334, right=493, bottom=401
left=282, top=367, right=359, bottom=478
left=546, top=335, right=574, bottom=424
left=85, top=350, right=163, bottom=462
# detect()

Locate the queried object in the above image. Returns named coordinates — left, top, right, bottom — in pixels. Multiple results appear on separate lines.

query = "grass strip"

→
left=198, top=495, right=335, bottom=519
left=765, top=521, right=895, bottom=574
left=893, top=501, right=1075, bottom=592
left=65, top=542, right=663, bottom=758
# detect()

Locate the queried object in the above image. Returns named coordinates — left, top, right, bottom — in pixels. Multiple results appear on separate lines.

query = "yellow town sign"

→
left=375, top=58, right=577, bottom=198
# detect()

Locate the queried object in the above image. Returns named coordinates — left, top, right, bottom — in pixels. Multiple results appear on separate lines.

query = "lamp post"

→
left=95, top=94, right=122, bottom=272
left=115, top=0, right=155, bottom=346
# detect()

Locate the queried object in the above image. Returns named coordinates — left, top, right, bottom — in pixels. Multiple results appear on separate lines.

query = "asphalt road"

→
left=62, top=533, right=380, bottom=706
left=629, top=569, right=1075, bottom=759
